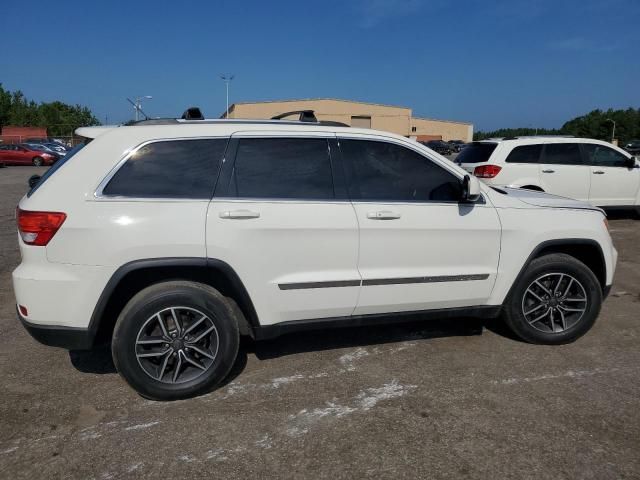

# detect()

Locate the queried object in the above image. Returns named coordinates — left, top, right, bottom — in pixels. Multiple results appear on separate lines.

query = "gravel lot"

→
left=1, top=166, right=639, bottom=479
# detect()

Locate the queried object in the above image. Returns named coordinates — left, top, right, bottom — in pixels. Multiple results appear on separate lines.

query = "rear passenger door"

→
left=583, top=143, right=640, bottom=206
left=207, top=132, right=360, bottom=326
left=339, top=136, right=501, bottom=316
left=537, top=143, right=591, bottom=201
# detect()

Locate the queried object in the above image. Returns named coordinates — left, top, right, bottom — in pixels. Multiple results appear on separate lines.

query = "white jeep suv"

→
left=456, top=137, right=640, bottom=209
left=13, top=116, right=617, bottom=400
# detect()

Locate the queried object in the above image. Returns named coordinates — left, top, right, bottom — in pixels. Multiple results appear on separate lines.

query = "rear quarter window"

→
left=102, top=138, right=227, bottom=198
left=505, top=144, right=542, bottom=163
left=455, top=143, right=497, bottom=164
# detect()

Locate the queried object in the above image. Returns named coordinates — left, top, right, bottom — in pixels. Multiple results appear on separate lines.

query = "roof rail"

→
left=271, top=110, right=318, bottom=122
left=125, top=107, right=350, bottom=128
left=270, top=110, right=349, bottom=127
left=502, top=135, right=575, bottom=140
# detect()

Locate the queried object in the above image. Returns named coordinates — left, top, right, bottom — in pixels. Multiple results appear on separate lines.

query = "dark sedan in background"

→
left=421, top=140, right=454, bottom=155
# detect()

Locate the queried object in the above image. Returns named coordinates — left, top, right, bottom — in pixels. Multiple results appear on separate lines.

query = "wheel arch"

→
left=89, top=257, right=259, bottom=347
left=505, top=239, right=607, bottom=303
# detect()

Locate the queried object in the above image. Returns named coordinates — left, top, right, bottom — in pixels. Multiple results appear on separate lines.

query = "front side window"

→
left=226, top=138, right=334, bottom=199
left=540, top=143, right=583, bottom=165
left=340, top=139, right=462, bottom=202
left=582, top=144, right=630, bottom=168
left=505, top=144, right=542, bottom=163
left=102, top=139, right=227, bottom=198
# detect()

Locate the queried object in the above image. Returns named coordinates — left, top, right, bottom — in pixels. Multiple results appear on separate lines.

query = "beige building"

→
left=222, top=98, right=473, bottom=142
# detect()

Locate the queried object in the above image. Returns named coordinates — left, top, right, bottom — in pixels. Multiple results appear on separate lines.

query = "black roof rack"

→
left=271, top=110, right=349, bottom=127
left=271, top=110, right=318, bottom=122
left=181, top=107, right=204, bottom=120
left=126, top=107, right=349, bottom=127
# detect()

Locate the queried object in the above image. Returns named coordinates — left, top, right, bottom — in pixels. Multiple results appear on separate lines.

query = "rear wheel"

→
left=32, top=157, right=43, bottom=167
left=503, top=253, right=602, bottom=344
left=112, top=281, right=239, bottom=400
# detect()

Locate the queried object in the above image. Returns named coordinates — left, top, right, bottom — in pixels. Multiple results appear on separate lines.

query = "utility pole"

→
left=220, top=74, right=234, bottom=118
left=606, top=118, right=616, bottom=143
left=131, top=95, right=152, bottom=121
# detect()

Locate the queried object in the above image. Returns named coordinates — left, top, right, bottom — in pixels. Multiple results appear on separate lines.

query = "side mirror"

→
left=28, top=174, right=41, bottom=189
left=625, top=156, right=637, bottom=168
left=461, top=174, right=481, bottom=202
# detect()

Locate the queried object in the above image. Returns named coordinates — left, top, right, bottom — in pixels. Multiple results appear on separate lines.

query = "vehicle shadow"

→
left=67, top=316, right=513, bottom=381
left=247, top=317, right=488, bottom=360
left=605, top=209, right=638, bottom=220
left=69, top=345, right=117, bottom=374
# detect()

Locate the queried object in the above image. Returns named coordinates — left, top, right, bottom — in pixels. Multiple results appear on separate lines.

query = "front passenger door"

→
left=537, top=143, right=591, bottom=201
left=583, top=143, right=640, bottom=206
left=339, top=137, right=501, bottom=316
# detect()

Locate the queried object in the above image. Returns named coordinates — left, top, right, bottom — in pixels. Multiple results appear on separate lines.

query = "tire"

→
left=32, top=156, right=43, bottom=167
left=502, top=253, right=602, bottom=345
left=112, top=281, right=239, bottom=400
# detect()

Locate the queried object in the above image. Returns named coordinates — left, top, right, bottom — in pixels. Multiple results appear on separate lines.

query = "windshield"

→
left=455, top=142, right=498, bottom=164
left=27, top=142, right=86, bottom=197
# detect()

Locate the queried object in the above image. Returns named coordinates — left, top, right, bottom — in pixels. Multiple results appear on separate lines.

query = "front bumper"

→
left=17, top=306, right=93, bottom=350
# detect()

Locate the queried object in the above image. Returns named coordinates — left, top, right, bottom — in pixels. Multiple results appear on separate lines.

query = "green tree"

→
left=0, top=84, right=100, bottom=136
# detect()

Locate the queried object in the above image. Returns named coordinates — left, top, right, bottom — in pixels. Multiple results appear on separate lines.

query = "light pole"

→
left=220, top=74, right=234, bottom=118
left=134, top=95, right=152, bottom=121
left=606, top=118, right=616, bottom=143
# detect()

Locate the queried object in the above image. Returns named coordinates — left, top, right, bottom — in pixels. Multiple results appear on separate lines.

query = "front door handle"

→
left=219, top=209, right=261, bottom=219
left=593, top=170, right=605, bottom=175
left=541, top=169, right=555, bottom=173
left=367, top=210, right=401, bottom=220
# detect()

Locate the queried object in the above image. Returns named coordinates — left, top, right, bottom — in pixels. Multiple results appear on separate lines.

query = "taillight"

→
left=16, top=208, right=66, bottom=246
left=474, top=164, right=502, bottom=178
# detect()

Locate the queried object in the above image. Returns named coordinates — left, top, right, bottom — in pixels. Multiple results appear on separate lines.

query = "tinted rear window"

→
left=103, top=139, right=227, bottom=198
left=505, top=144, right=542, bottom=163
left=225, top=138, right=334, bottom=199
left=456, top=143, right=497, bottom=164
left=541, top=143, right=583, bottom=165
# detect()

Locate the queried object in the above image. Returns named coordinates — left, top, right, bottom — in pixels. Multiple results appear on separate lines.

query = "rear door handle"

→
left=593, top=170, right=605, bottom=175
left=219, top=209, right=260, bottom=219
left=541, top=169, right=555, bottom=173
left=367, top=210, right=401, bottom=220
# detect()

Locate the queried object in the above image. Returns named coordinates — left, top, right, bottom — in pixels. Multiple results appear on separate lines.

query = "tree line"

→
left=0, top=84, right=100, bottom=137
left=474, top=108, right=640, bottom=144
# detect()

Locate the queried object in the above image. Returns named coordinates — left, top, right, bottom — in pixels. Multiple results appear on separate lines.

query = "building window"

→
left=351, top=116, right=372, bottom=128
left=411, top=126, right=417, bottom=132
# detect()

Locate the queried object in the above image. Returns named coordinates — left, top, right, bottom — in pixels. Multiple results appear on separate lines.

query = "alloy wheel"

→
left=521, top=273, right=588, bottom=334
left=135, top=306, right=219, bottom=384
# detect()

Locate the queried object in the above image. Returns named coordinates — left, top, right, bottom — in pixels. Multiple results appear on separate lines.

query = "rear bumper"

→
left=17, top=306, right=93, bottom=350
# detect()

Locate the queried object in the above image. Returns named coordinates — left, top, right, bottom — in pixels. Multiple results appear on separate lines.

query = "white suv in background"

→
left=13, top=115, right=617, bottom=400
left=456, top=137, right=640, bottom=210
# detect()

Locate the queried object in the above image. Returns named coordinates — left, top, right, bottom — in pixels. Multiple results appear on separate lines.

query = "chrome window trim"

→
left=93, top=136, right=230, bottom=200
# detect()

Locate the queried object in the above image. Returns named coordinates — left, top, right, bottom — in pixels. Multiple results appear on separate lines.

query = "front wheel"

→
left=503, top=253, right=602, bottom=345
left=112, top=281, right=239, bottom=400
left=32, top=156, right=43, bottom=166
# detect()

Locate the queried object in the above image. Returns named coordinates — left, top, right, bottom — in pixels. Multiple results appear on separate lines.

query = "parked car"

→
left=26, top=141, right=68, bottom=155
left=456, top=137, right=640, bottom=210
left=422, top=140, right=454, bottom=155
left=623, top=140, right=640, bottom=155
left=0, top=144, right=58, bottom=166
left=24, top=143, right=64, bottom=158
left=14, top=115, right=616, bottom=400
left=448, top=140, right=467, bottom=153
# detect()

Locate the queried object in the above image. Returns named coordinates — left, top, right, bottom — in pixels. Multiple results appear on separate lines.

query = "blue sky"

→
left=3, top=0, right=639, bottom=130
